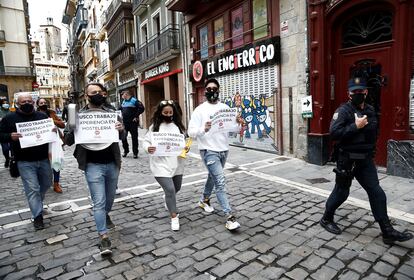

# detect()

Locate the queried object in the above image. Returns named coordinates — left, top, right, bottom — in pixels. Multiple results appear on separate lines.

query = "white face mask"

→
left=2, top=104, right=9, bottom=109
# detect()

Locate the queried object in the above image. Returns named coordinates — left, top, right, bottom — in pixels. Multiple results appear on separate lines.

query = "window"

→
left=252, top=0, right=268, bottom=40
left=231, top=7, right=244, bottom=48
left=0, top=51, right=4, bottom=73
left=199, top=25, right=208, bottom=59
left=140, top=21, right=148, bottom=46
left=214, top=18, right=224, bottom=53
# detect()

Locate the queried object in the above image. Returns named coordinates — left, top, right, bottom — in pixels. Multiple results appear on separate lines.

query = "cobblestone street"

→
left=0, top=138, right=413, bottom=279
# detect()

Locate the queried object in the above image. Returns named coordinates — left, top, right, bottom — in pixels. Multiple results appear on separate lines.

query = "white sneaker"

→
left=163, top=194, right=168, bottom=211
left=198, top=199, right=214, bottom=213
left=115, top=189, right=121, bottom=195
left=225, top=215, right=240, bottom=231
left=171, top=214, right=180, bottom=231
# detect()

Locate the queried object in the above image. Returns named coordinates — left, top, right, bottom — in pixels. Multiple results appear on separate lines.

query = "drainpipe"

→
left=179, top=12, right=190, bottom=126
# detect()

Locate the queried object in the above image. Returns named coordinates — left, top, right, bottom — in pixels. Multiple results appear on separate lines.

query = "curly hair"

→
left=150, top=101, right=186, bottom=134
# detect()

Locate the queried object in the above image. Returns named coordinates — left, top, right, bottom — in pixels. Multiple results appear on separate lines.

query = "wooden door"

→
left=335, top=45, right=392, bottom=165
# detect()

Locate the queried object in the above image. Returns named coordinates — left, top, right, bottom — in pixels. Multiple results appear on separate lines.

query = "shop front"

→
left=117, top=66, right=139, bottom=109
left=191, top=36, right=281, bottom=153
left=140, top=57, right=185, bottom=128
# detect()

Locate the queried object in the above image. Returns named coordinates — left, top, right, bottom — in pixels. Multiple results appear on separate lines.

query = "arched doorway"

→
left=331, top=7, right=394, bottom=165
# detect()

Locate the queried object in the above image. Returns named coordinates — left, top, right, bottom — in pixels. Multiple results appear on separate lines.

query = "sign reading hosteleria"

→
left=192, top=36, right=280, bottom=81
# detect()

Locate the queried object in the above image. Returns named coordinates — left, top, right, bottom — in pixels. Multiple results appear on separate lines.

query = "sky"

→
left=27, top=0, right=68, bottom=51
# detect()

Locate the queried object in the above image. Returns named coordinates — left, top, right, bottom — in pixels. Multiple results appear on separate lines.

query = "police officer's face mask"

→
left=350, top=92, right=366, bottom=106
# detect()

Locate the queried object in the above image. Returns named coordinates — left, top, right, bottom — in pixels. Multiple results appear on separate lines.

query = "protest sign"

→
left=16, top=118, right=57, bottom=148
left=208, top=108, right=238, bottom=134
left=152, top=132, right=185, bottom=156
left=74, top=111, right=119, bottom=144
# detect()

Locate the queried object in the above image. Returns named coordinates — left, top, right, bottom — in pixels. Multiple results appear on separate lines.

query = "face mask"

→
left=38, top=105, right=48, bottom=111
left=162, top=115, right=173, bottom=123
left=2, top=104, right=9, bottom=109
left=205, top=90, right=219, bottom=102
left=351, top=93, right=365, bottom=106
left=20, top=103, right=34, bottom=114
left=88, top=94, right=106, bottom=106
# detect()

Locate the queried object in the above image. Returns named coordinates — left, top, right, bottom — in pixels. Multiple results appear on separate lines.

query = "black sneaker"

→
left=383, top=228, right=413, bottom=245
left=4, top=159, right=9, bottom=168
left=133, top=154, right=138, bottom=159
left=99, top=237, right=112, bottom=255
left=122, top=152, right=128, bottom=157
left=320, top=218, right=341, bottom=234
left=106, top=215, right=115, bottom=229
left=33, top=214, right=44, bottom=230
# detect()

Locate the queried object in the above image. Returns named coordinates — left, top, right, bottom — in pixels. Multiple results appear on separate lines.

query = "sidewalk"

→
left=0, top=135, right=413, bottom=279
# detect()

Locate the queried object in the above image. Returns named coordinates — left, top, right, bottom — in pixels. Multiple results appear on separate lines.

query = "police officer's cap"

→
left=348, top=77, right=367, bottom=91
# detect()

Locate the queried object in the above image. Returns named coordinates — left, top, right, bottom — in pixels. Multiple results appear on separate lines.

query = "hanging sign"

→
left=301, top=96, right=313, bottom=118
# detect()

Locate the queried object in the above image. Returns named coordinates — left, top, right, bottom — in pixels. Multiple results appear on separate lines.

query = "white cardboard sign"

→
left=208, top=108, right=238, bottom=134
left=151, top=132, right=185, bottom=156
left=16, top=118, right=57, bottom=148
left=74, top=111, right=119, bottom=144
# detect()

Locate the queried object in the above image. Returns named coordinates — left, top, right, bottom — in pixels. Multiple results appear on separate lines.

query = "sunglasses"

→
left=160, top=100, right=174, bottom=106
left=206, top=87, right=218, bottom=93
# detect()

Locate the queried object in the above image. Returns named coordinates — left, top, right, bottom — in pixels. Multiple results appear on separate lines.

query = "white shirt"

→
left=188, top=101, right=238, bottom=152
left=143, top=123, right=185, bottom=177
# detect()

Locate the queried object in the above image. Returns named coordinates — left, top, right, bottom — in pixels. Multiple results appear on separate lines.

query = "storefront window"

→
left=231, top=7, right=244, bottom=48
left=342, top=11, right=392, bottom=48
left=214, top=18, right=225, bottom=53
left=199, top=25, right=209, bottom=59
left=252, top=0, right=268, bottom=40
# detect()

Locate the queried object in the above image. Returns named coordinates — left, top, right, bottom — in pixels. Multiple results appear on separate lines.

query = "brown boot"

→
left=53, top=182, right=63, bottom=193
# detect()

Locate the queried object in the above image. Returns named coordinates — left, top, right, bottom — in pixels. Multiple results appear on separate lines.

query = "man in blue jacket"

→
left=120, top=90, right=144, bottom=158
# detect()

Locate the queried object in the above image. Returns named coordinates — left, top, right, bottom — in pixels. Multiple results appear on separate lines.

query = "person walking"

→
left=320, top=77, right=413, bottom=244
left=188, top=78, right=243, bottom=231
left=0, top=99, right=11, bottom=167
left=37, top=98, right=65, bottom=193
left=120, top=90, right=144, bottom=158
left=64, top=82, right=124, bottom=255
left=143, top=100, right=186, bottom=231
left=0, top=93, right=52, bottom=230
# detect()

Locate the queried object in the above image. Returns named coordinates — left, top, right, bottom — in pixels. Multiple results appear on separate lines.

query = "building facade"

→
left=134, top=0, right=185, bottom=127
left=0, top=0, right=35, bottom=103
left=307, top=0, right=414, bottom=176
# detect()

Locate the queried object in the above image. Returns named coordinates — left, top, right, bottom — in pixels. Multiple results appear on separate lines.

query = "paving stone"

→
left=338, top=270, right=359, bottom=280
left=111, top=252, right=133, bottom=264
left=314, top=248, right=335, bottom=259
left=276, top=254, right=303, bottom=269
left=148, top=255, right=175, bottom=270
left=361, top=272, right=387, bottom=280
left=211, top=259, right=243, bottom=278
left=79, top=271, right=105, bottom=280
left=257, top=253, right=277, bottom=265
left=397, top=264, right=414, bottom=278
left=194, top=258, right=219, bottom=273
left=193, top=237, right=216, bottom=250
left=347, top=259, right=371, bottom=274
left=4, top=266, right=38, bottom=280
left=284, top=267, right=308, bottom=280
left=56, top=270, right=84, bottom=280
left=239, top=262, right=265, bottom=278
left=173, top=257, right=195, bottom=270
left=393, top=273, right=413, bottom=280
left=380, top=252, right=400, bottom=266
left=310, top=266, right=338, bottom=280
left=101, top=263, right=132, bottom=278
left=83, top=260, right=111, bottom=273
left=253, top=242, right=273, bottom=253
left=235, top=250, right=259, bottom=262
left=359, top=250, right=379, bottom=262
left=325, top=258, right=345, bottom=270
left=300, top=254, right=325, bottom=271
left=41, top=257, right=70, bottom=270
left=37, top=267, right=65, bottom=280
left=131, top=244, right=156, bottom=256
left=46, top=234, right=69, bottom=245
left=324, top=239, right=346, bottom=251
left=372, top=261, right=395, bottom=277
left=0, top=265, right=15, bottom=277
left=192, top=247, right=220, bottom=261
left=336, top=248, right=359, bottom=262
left=256, top=267, right=286, bottom=279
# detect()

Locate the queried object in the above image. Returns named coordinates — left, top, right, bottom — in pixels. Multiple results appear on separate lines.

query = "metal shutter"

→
left=410, top=78, right=414, bottom=132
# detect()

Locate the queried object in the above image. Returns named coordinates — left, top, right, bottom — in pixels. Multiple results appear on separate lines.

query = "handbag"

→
left=9, top=157, right=20, bottom=178
left=49, top=134, right=65, bottom=172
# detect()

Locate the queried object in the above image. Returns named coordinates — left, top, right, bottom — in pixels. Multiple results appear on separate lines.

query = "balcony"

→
left=105, top=0, right=132, bottom=27
left=96, top=58, right=111, bottom=78
left=72, top=4, right=88, bottom=39
left=112, top=45, right=135, bottom=70
left=0, top=30, right=5, bottom=46
left=0, top=66, right=35, bottom=77
left=135, top=25, right=180, bottom=70
left=132, top=0, right=145, bottom=14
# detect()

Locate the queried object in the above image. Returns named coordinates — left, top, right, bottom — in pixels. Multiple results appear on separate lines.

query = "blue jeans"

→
left=85, top=162, right=119, bottom=235
left=18, top=159, right=52, bottom=218
left=200, top=150, right=231, bottom=215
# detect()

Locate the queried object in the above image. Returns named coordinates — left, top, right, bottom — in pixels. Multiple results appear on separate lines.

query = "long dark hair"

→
left=36, top=98, right=51, bottom=117
left=150, top=101, right=186, bottom=134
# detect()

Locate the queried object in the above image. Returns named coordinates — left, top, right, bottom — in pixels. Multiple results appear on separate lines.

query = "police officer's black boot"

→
left=320, top=213, right=342, bottom=235
left=380, top=222, right=413, bottom=245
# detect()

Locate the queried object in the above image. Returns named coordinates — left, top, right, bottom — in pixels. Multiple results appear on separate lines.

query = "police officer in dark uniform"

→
left=320, top=77, right=413, bottom=245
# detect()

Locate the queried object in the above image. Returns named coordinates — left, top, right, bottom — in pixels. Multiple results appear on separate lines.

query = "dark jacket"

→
left=120, top=97, right=145, bottom=124
left=64, top=104, right=123, bottom=171
left=0, top=110, right=49, bottom=161
left=330, top=101, right=378, bottom=153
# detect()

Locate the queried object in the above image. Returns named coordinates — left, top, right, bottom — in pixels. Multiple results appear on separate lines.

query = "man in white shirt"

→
left=188, top=78, right=243, bottom=231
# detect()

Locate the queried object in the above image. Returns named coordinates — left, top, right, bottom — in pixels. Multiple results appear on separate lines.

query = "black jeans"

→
left=122, top=122, right=138, bottom=155
left=324, top=154, right=389, bottom=225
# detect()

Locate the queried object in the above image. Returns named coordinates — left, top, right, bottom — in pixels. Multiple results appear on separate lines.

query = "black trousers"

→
left=122, top=122, right=139, bottom=155
left=324, top=155, right=390, bottom=226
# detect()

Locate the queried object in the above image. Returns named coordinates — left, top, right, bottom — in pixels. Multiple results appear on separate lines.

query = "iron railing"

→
left=135, top=25, right=180, bottom=66
left=106, top=0, right=132, bottom=25
left=97, top=59, right=110, bottom=77
left=0, top=66, right=35, bottom=76
left=72, top=4, right=88, bottom=38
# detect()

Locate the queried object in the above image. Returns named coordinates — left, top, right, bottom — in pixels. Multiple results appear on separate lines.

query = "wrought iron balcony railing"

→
left=135, top=25, right=180, bottom=67
left=105, top=0, right=132, bottom=26
left=72, top=4, right=88, bottom=38
left=96, top=58, right=111, bottom=77
left=0, top=66, right=35, bottom=76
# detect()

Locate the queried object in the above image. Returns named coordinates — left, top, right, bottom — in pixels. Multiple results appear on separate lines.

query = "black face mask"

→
left=205, top=90, right=219, bottom=103
left=20, top=103, right=34, bottom=114
left=351, top=93, right=365, bottom=106
left=162, top=115, right=173, bottom=123
left=38, top=105, right=48, bottom=111
left=88, top=94, right=106, bottom=106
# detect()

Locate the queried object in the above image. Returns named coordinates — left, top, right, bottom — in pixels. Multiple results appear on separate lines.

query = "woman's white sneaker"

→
left=171, top=214, right=180, bottom=231
left=225, top=215, right=240, bottom=231
left=198, top=198, right=214, bottom=213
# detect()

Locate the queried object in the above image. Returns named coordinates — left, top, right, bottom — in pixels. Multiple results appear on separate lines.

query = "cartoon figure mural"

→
left=224, top=92, right=273, bottom=142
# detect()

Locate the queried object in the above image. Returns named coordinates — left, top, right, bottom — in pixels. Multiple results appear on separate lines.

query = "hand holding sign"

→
left=208, top=108, right=238, bottom=134
left=151, top=132, right=185, bottom=156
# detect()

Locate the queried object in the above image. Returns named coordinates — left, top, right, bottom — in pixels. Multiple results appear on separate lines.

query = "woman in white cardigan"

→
left=143, top=100, right=187, bottom=231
